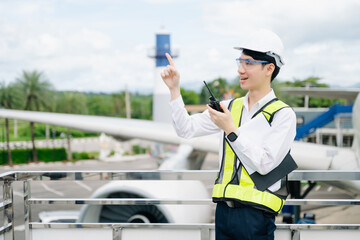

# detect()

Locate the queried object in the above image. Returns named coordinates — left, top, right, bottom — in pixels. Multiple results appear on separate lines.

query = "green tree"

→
left=87, top=94, right=114, bottom=116
left=181, top=88, right=200, bottom=105
left=0, top=82, right=23, bottom=165
left=16, top=71, right=53, bottom=111
left=0, top=82, right=23, bottom=110
left=56, top=92, right=88, bottom=115
left=131, top=93, right=152, bottom=120
left=16, top=70, right=54, bottom=162
left=111, top=92, right=126, bottom=117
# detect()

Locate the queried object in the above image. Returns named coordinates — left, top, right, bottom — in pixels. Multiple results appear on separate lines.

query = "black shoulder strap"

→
left=251, top=97, right=279, bottom=119
left=250, top=151, right=298, bottom=191
left=224, top=137, right=298, bottom=191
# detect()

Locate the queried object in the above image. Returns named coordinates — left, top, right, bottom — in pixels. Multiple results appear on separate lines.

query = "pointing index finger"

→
left=165, top=53, right=175, bottom=67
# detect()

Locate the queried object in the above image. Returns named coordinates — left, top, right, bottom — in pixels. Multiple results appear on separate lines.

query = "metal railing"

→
left=0, top=170, right=360, bottom=240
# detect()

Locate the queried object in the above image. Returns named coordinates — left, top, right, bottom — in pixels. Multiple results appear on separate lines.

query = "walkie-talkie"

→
left=203, top=81, right=224, bottom=112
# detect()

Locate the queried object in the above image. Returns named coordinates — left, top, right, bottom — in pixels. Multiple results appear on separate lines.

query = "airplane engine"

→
left=77, top=180, right=212, bottom=223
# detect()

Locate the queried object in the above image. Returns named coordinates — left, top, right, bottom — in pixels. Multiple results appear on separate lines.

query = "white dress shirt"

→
left=169, top=88, right=297, bottom=192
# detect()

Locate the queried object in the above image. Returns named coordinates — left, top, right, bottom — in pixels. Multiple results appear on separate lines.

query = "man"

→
left=161, top=29, right=297, bottom=240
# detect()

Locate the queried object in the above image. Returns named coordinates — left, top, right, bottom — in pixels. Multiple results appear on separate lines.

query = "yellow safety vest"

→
left=212, top=97, right=291, bottom=215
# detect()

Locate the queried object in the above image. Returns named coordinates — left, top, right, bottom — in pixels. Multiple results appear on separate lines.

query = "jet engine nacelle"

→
left=77, top=180, right=212, bottom=223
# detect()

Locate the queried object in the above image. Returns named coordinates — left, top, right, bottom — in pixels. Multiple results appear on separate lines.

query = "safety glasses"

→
left=236, top=58, right=269, bottom=69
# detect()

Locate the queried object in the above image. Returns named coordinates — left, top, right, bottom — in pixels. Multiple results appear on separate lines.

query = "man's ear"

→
left=265, top=63, right=275, bottom=78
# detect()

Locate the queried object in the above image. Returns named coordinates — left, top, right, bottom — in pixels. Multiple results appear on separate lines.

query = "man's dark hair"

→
left=242, top=49, right=280, bottom=82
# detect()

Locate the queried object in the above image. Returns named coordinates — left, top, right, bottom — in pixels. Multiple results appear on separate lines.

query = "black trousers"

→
left=215, top=202, right=276, bottom=240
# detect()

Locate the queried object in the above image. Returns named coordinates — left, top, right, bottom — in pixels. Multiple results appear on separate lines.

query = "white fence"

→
left=0, top=170, right=360, bottom=240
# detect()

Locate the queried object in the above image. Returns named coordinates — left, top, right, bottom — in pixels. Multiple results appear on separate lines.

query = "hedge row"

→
left=0, top=148, right=67, bottom=165
left=72, top=152, right=98, bottom=160
left=132, top=145, right=149, bottom=154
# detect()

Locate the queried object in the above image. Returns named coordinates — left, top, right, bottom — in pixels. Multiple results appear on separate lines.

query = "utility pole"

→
left=5, top=119, right=12, bottom=166
left=46, top=124, right=50, bottom=141
left=67, top=129, right=72, bottom=161
left=14, top=119, right=17, bottom=138
left=304, top=82, right=311, bottom=109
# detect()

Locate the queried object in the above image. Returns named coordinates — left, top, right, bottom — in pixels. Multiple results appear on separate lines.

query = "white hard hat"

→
left=234, top=29, right=285, bottom=68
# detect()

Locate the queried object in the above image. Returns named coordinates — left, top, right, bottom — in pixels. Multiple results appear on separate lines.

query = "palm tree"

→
left=0, top=82, right=23, bottom=166
left=56, top=92, right=88, bottom=161
left=16, top=70, right=53, bottom=162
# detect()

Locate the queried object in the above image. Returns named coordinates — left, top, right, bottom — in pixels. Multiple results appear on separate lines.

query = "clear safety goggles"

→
left=236, top=58, right=269, bottom=69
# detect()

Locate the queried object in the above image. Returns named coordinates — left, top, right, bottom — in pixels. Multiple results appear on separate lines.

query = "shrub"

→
left=0, top=148, right=67, bottom=165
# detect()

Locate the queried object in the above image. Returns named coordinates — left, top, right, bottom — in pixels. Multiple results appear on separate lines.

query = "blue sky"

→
left=1, top=0, right=359, bottom=93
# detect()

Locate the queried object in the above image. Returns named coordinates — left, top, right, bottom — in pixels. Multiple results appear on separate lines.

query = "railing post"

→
left=3, top=180, right=14, bottom=240
left=289, top=181, right=301, bottom=223
left=291, top=228, right=300, bottom=240
left=113, top=227, right=122, bottom=240
left=23, top=180, right=31, bottom=240
left=200, top=226, right=210, bottom=240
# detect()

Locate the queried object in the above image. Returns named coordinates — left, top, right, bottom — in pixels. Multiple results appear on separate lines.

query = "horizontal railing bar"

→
left=0, top=170, right=359, bottom=182
left=0, top=199, right=12, bottom=211
left=30, top=223, right=215, bottom=230
left=28, top=198, right=360, bottom=206
left=276, top=224, right=360, bottom=230
left=288, top=170, right=360, bottom=181
left=285, top=199, right=360, bottom=206
left=0, top=223, right=12, bottom=234
left=11, top=170, right=218, bottom=181
left=29, top=198, right=211, bottom=205
left=29, top=223, right=360, bottom=231
left=0, top=171, right=16, bottom=181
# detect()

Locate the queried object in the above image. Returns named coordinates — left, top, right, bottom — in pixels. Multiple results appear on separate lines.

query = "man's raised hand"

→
left=160, top=53, right=180, bottom=92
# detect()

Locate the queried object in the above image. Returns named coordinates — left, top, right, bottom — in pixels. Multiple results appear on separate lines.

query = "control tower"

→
left=148, top=28, right=179, bottom=123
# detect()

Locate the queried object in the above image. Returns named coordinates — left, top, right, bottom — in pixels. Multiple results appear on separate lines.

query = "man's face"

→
left=237, top=53, right=269, bottom=91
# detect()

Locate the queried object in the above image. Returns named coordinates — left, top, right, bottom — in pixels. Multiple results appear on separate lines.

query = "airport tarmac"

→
left=0, top=152, right=359, bottom=239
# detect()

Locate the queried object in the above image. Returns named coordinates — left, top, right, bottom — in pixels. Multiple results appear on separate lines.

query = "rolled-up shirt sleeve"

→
left=169, top=95, right=230, bottom=139
left=226, top=107, right=297, bottom=175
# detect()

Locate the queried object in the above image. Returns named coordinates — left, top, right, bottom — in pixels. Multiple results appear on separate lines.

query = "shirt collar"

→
left=242, top=88, right=277, bottom=111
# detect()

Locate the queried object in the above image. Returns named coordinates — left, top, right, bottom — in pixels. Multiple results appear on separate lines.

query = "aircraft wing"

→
left=281, top=87, right=360, bottom=101
left=1, top=108, right=360, bottom=194
left=0, top=109, right=220, bottom=154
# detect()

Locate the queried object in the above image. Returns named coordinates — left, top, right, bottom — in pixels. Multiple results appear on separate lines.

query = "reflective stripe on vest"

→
left=212, top=97, right=290, bottom=214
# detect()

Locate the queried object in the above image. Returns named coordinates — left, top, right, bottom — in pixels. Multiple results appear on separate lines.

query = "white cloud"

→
left=0, top=0, right=359, bottom=93
left=208, top=48, right=219, bottom=60
left=200, top=0, right=360, bottom=86
left=0, top=17, right=153, bottom=92
left=2, top=1, right=54, bottom=15
left=17, top=3, right=42, bottom=14
left=143, top=0, right=177, bottom=3
left=0, top=24, right=112, bottom=59
left=293, top=42, right=332, bottom=55
left=67, top=29, right=112, bottom=50
left=202, top=0, right=360, bottom=44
